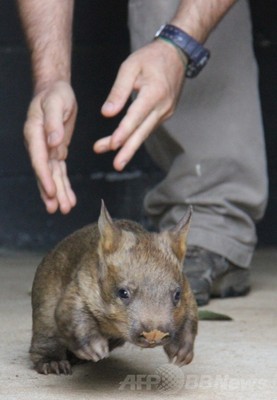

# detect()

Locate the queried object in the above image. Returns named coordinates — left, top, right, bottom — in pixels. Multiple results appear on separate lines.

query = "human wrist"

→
left=154, top=24, right=210, bottom=78
left=32, top=53, right=71, bottom=94
left=33, top=75, right=71, bottom=95
left=155, top=36, right=189, bottom=69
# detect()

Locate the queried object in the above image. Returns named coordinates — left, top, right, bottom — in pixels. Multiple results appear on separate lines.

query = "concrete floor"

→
left=0, top=248, right=276, bottom=400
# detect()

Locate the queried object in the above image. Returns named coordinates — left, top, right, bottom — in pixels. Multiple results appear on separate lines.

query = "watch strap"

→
left=155, top=24, right=210, bottom=78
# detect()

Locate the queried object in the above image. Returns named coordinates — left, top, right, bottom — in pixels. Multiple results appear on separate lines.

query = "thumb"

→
left=101, top=58, right=139, bottom=117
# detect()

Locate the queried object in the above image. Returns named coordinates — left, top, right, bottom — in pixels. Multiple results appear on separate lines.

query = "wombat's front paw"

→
left=163, top=337, right=194, bottom=367
left=35, top=359, right=72, bottom=375
left=73, top=335, right=109, bottom=362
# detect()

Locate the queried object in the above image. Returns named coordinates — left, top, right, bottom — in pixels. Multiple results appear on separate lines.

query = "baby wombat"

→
left=30, top=201, right=198, bottom=375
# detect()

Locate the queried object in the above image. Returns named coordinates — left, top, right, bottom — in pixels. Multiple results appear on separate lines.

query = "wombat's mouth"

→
left=136, top=341, right=163, bottom=349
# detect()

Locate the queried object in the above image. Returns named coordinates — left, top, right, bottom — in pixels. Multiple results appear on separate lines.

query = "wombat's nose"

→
left=137, top=329, right=171, bottom=347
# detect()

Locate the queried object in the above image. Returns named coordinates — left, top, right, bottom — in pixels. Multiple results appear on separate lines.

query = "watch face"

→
left=199, top=53, right=210, bottom=67
left=186, top=64, right=198, bottom=78
left=186, top=54, right=210, bottom=78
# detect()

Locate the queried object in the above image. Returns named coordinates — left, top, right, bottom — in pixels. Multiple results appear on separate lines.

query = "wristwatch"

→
left=155, top=24, right=210, bottom=78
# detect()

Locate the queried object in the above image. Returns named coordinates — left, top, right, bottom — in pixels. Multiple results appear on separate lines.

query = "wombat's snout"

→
left=135, top=329, right=171, bottom=348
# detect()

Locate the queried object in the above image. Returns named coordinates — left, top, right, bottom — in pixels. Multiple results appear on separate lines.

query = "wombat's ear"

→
left=98, top=200, right=121, bottom=252
left=166, top=206, right=192, bottom=262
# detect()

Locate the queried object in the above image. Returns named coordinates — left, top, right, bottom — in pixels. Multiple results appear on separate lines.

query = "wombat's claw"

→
left=164, top=342, right=194, bottom=367
left=171, top=350, right=194, bottom=367
left=36, top=359, right=72, bottom=375
left=74, top=336, right=109, bottom=362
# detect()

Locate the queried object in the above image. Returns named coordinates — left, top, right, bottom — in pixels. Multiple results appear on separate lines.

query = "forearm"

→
left=171, top=0, right=237, bottom=43
left=17, top=0, right=74, bottom=93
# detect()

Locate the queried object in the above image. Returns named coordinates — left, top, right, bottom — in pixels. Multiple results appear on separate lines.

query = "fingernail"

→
left=48, top=131, right=59, bottom=145
left=102, top=101, right=114, bottom=113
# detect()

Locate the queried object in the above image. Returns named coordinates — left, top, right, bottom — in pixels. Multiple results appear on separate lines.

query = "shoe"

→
left=183, top=246, right=251, bottom=306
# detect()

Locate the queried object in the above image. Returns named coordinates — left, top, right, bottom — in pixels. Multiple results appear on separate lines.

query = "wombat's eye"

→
left=117, top=288, right=130, bottom=302
left=173, top=288, right=181, bottom=305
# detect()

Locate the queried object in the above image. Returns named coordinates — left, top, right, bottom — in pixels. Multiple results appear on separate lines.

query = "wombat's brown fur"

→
left=30, top=201, right=198, bottom=375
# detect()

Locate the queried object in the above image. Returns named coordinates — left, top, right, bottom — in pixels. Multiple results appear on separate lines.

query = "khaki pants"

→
left=128, top=0, right=268, bottom=267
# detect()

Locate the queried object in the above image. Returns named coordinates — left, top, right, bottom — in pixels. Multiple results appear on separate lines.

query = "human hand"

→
left=93, top=39, right=186, bottom=170
left=24, top=81, right=78, bottom=214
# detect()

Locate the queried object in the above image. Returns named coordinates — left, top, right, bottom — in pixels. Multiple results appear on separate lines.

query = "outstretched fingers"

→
left=50, top=160, right=77, bottom=214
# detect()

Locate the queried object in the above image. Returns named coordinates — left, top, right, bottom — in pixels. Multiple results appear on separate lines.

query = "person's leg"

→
left=128, top=1, right=268, bottom=304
